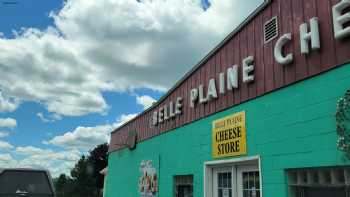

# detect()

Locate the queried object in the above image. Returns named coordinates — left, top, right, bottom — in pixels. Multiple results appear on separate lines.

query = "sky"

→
left=0, top=0, right=264, bottom=177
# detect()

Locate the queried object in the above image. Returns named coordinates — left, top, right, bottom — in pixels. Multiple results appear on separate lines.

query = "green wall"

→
left=105, top=63, right=350, bottom=197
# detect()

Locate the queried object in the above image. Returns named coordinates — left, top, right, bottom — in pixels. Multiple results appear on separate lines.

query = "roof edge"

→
left=111, top=0, right=272, bottom=134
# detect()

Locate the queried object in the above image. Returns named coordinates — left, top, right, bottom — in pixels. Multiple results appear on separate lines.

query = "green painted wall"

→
left=105, top=63, right=350, bottom=197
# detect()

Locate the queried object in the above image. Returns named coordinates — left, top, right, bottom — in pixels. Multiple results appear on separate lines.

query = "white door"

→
left=213, top=167, right=237, bottom=197
left=237, top=165, right=261, bottom=197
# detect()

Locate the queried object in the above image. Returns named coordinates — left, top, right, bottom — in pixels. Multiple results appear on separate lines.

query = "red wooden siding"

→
left=110, top=0, right=350, bottom=152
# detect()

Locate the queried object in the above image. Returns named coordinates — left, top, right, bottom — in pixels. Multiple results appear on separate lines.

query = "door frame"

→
left=203, top=155, right=262, bottom=197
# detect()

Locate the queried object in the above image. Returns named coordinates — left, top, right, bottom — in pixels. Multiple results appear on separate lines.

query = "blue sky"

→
left=0, top=0, right=61, bottom=37
left=0, top=0, right=263, bottom=177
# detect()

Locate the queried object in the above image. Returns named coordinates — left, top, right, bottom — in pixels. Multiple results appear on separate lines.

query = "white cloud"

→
left=0, top=113, right=137, bottom=177
left=16, top=146, right=80, bottom=161
left=0, top=0, right=263, bottom=117
left=44, top=125, right=112, bottom=150
left=16, top=146, right=50, bottom=155
left=0, top=113, right=138, bottom=177
left=0, top=140, right=13, bottom=149
left=0, top=92, right=19, bottom=112
left=37, top=113, right=50, bottom=122
left=136, top=95, right=156, bottom=109
left=115, top=113, right=138, bottom=127
left=37, top=112, right=62, bottom=123
left=0, top=118, right=17, bottom=128
left=0, top=153, right=12, bottom=162
left=0, top=131, right=9, bottom=138
left=0, top=147, right=81, bottom=177
left=0, top=153, right=17, bottom=168
left=44, top=113, right=138, bottom=150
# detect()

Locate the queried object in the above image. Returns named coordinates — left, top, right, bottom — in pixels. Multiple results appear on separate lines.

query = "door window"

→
left=218, top=172, right=232, bottom=197
left=242, top=171, right=260, bottom=197
left=237, top=165, right=260, bottom=197
left=213, top=168, right=236, bottom=197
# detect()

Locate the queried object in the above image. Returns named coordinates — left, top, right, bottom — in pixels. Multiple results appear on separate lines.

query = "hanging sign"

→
left=127, top=130, right=137, bottom=150
left=212, top=111, right=247, bottom=158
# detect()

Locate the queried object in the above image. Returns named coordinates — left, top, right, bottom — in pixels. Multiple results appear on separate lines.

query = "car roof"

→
left=0, top=168, right=49, bottom=173
left=0, top=168, right=53, bottom=182
left=0, top=168, right=56, bottom=196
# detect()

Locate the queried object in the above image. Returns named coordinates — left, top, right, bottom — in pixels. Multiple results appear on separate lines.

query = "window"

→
left=0, top=170, right=54, bottom=196
left=287, top=167, right=350, bottom=197
left=174, top=175, right=193, bottom=197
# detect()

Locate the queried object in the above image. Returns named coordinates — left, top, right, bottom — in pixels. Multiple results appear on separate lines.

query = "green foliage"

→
left=88, top=143, right=109, bottom=190
left=54, top=143, right=109, bottom=197
left=55, top=174, right=75, bottom=197
left=335, top=89, right=350, bottom=158
left=70, top=156, right=97, bottom=197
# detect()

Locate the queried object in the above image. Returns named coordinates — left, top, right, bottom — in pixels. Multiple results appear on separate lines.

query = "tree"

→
left=55, top=174, right=67, bottom=197
left=54, top=143, right=109, bottom=197
left=55, top=174, right=74, bottom=197
left=88, top=143, right=109, bottom=192
left=70, top=155, right=97, bottom=197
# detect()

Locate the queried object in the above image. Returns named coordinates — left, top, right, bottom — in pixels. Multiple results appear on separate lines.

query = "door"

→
left=213, top=167, right=236, bottom=197
left=237, top=165, right=261, bottom=197
left=212, top=165, right=261, bottom=197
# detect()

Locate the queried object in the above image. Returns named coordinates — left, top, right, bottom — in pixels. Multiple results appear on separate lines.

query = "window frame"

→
left=174, top=174, right=194, bottom=197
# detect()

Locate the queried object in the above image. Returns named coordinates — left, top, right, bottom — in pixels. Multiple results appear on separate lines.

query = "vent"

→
left=264, top=16, right=278, bottom=43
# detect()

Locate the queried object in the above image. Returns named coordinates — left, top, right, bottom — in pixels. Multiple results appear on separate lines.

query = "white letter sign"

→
left=300, top=17, right=320, bottom=54
left=190, top=88, right=198, bottom=108
left=333, top=0, right=350, bottom=40
left=242, top=56, right=254, bottom=83
left=227, top=65, right=239, bottom=90
left=207, top=78, right=218, bottom=101
left=274, top=33, right=294, bottom=65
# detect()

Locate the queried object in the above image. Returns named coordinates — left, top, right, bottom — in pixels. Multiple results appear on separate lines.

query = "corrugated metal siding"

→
left=110, top=0, right=350, bottom=152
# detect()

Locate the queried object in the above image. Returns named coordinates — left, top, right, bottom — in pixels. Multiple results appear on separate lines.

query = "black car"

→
left=0, top=168, right=55, bottom=197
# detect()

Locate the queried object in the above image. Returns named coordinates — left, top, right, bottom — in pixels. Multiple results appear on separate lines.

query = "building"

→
left=105, top=0, right=350, bottom=196
left=100, top=167, right=108, bottom=197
